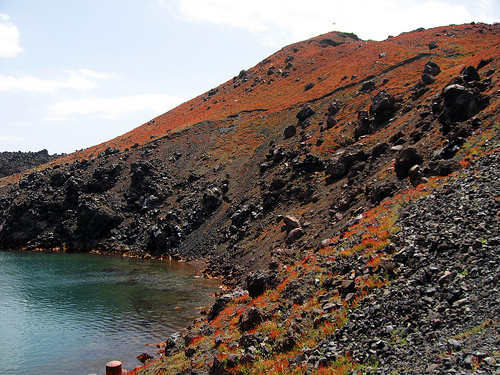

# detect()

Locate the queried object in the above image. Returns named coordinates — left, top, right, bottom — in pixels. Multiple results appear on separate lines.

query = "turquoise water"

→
left=0, top=251, right=220, bottom=375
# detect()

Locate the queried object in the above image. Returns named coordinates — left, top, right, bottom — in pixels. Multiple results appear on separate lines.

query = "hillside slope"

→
left=1, top=23, right=500, bottom=374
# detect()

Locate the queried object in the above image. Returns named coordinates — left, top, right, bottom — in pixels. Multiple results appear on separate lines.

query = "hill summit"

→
left=1, top=23, right=500, bottom=374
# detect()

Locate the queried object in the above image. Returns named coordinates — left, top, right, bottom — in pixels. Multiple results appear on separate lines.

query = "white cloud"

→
left=476, top=0, right=499, bottom=20
left=332, top=0, right=474, bottom=40
left=0, top=14, right=23, bottom=57
left=0, top=69, right=114, bottom=94
left=175, top=0, right=493, bottom=43
left=79, top=69, right=118, bottom=80
left=479, top=0, right=494, bottom=14
left=178, top=0, right=270, bottom=32
left=45, top=94, right=187, bottom=121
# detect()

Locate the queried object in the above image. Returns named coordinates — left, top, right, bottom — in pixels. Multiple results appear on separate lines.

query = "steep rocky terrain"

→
left=0, top=149, right=64, bottom=178
left=1, top=23, right=500, bottom=374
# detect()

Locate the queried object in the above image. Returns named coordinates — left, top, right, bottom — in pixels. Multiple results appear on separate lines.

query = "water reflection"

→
left=0, top=251, right=219, bottom=375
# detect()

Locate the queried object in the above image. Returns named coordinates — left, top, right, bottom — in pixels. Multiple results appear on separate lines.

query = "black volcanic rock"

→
left=394, top=147, right=423, bottom=179
left=0, top=150, right=63, bottom=178
left=284, top=124, right=297, bottom=139
left=460, top=65, right=480, bottom=82
left=296, top=104, right=315, bottom=121
left=326, top=146, right=368, bottom=182
left=422, top=60, right=441, bottom=77
left=438, top=84, right=480, bottom=124
left=354, top=110, right=371, bottom=139
left=370, top=90, right=396, bottom=124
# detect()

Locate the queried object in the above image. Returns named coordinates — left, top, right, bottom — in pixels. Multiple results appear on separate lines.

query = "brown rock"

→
left=284, top=125, right=296, bottom=139
left=286, top=227, right=304, bottom=244
left=296, top=104, right=315, bottom=121
left=341, top=279, right=356, bottom=295
left=137, top=353, right=153, bottom=363
left=354, top=110, right=371, bottom=139
left=239, top=307, right=262, bottom=331
left=283, top=215, right=301, bottom=232
left=395, top=147, right=423, bottom=179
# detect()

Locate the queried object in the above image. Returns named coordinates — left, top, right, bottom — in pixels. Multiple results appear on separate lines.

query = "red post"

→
left=106, top=360, right=122, bottom=375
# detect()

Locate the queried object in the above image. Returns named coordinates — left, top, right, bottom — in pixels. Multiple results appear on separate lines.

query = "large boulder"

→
left=395, top=147, right=423, bottom=180
left=422, top=60, right=441, bottom=77
left=438, top=84, right=480, bottom=124
left=284, top=125, right=297, bottom=139
left=239, top=307, right=263, bottom=331
left=460, top=65, right=480, bottom=83
left=285, top=227, right=304, bottom=245
left=433, top=70, right=490, bottom=133
left=296, top=104, right=315, bottom=121
left=370, top=90, right=396, bottom=124
left=246, top=271, right=269, bottom=298
left=282, top=215, right=301, bottom=232
left=354, top=110, right=371, bottom=139
left=326, top=146, right=368, bottom=181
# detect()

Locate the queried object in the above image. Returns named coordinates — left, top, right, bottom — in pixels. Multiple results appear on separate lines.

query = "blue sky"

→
left=1, top=0, right=499, bottom=154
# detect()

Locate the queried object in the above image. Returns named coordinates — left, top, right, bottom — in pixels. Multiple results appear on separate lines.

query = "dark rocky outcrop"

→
left=438, top=84, right=481, bottom=123
left=460, top=65, right=480, bottom=82
left=0, top=150, right=64, bottom=178
left=246, top=271, right=269, bottom=298
left=422, top=60, right=441, bottom=77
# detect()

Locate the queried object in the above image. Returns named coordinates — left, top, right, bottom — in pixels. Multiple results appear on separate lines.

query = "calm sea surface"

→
left=0, top=250, right=220, bottom=375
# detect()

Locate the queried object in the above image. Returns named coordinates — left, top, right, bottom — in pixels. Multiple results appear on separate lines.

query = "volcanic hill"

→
left=1, top=23, right=500, bottom=374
